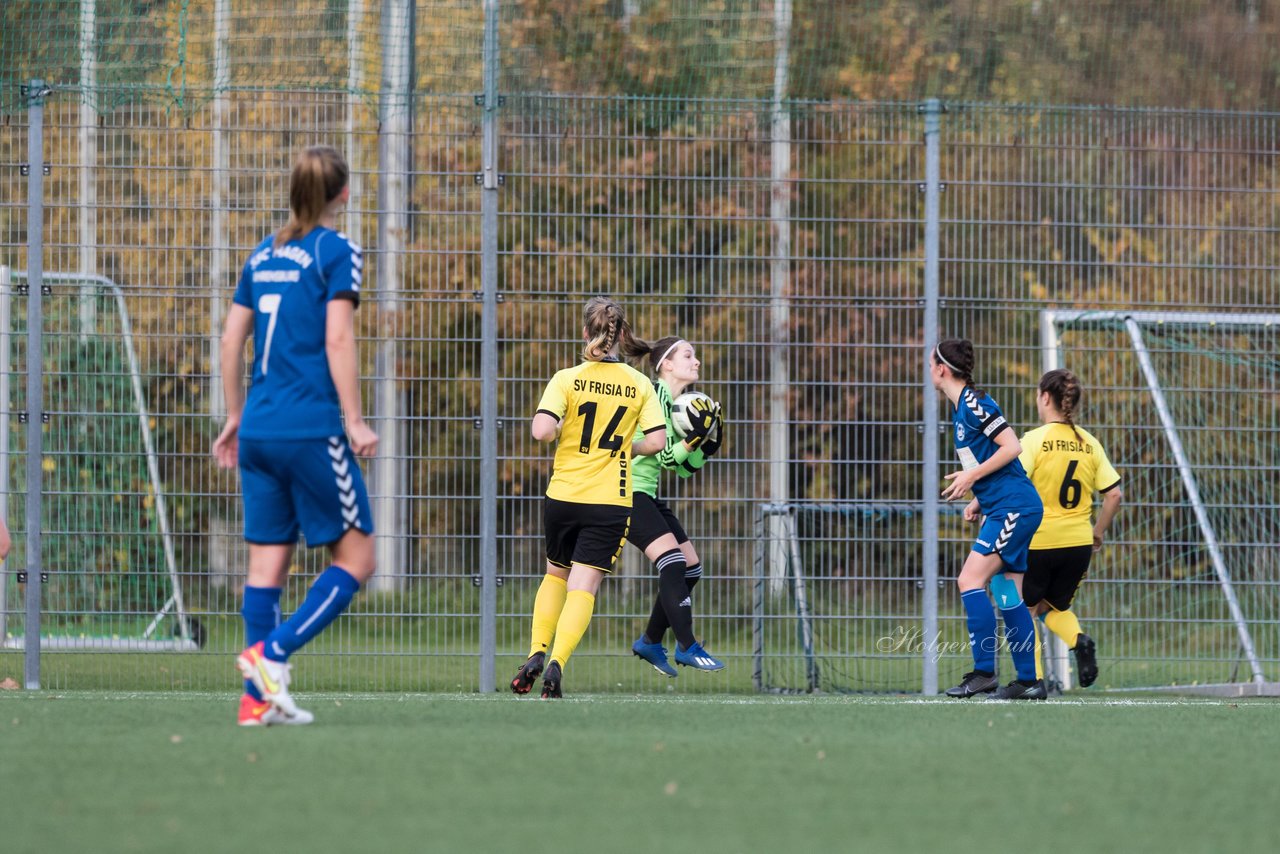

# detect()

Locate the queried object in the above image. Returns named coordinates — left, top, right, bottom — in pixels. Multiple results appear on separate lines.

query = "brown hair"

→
left=582, top=296, right=642, bottom=362
left=934, top=338, right=984, bottom=395
left=274, top=145, right=349, bottom=248
left=621, top=334, right=686, bottom=374
left=1039, top=368, right=1084, bottom=443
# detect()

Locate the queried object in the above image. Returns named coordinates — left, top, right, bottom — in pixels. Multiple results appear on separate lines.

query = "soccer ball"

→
left=670, top=391, right=717, bottom=438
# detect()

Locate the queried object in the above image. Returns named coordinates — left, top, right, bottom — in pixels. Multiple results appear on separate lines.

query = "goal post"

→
left=752, top=500, right=968, bottom=694
left=2, top=269, right=199, bottom=652
left=753, top=504, right=819, bottom=693
left=1042, top=308, right=1280, bottom=694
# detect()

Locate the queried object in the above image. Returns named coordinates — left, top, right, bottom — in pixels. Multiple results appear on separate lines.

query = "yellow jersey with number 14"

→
left=1018, top=422, right=1121, bottom=550
left=536, top=358, right=666, bottom=507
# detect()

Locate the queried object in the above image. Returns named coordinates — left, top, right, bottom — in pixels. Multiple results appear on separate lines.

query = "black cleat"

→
left=945, top=671, right=998, bottom=698
left=1073, top=633, right=1098, bottom=688
left=511, top=651, right=545, bottom=695
left=986, top=678, right=1049, bottom=701
left=540, top=661, right=563, bottom=699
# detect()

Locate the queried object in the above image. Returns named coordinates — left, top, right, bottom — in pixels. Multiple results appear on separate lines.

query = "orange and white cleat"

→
left=238, top=693, right=314, bottom=726
left=237, top=641, right=304, bottom=719
left=238, top=693, right=275, bottom=727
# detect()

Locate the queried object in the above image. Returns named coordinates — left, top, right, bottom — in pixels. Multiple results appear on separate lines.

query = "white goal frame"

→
left=1, top=268, right=197, bottom=652
left=1041, top=308, right=1280, bottom=693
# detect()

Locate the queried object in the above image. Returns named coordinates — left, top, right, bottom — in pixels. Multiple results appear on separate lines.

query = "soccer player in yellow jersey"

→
left=1017, top=369, right=1123, bottom=688
left=510, top=297, right=667, bottom=698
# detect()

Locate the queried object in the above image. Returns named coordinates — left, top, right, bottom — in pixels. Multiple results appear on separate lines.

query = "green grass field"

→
left=3, top=691, right=1277, bottom=854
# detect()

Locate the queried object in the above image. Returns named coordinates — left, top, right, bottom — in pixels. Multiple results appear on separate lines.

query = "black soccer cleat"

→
left=945, top=670, right=998, bottom=698
left=511, top=651, right=545, bottom=695
left=540, top=660, right=563, bottom=699
left=1073, top=633, right=1099, bottom=688
left=986, top=678, right=1049, bottom=701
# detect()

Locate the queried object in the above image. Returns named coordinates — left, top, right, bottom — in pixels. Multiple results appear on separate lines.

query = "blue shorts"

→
left=972, top=506, right=1043, bottom=574
left=239, top=435, right=374, bottom=547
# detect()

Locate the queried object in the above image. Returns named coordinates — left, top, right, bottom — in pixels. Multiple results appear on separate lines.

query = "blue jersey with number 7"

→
left=233, top=227, right=363, bottom=440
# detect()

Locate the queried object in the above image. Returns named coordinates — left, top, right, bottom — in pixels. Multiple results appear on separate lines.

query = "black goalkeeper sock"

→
left=642, top=594, right=668, bottom=645
left=652, top=550, right=696, bottom=649
left=684, top=564, right=702, bottom=593
left=643, top=558, right=703, bottom=646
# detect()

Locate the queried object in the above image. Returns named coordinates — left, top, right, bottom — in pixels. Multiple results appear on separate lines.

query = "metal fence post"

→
left=920, top=98, right=943, bottom=696
left=0, top=266, right=10, bottom=645
left=373, top=0, right=412, bottom=592
left=346, top=0, right=365, bottom=253
left=24, top=79, right=50, bottom=690
left=767, top=0, right=792, bottom=595
left=477, top=0, right=501, bottom=693
left=78, top=0, right=97, bottom=341
left=209, top=0, right=229, bottom=420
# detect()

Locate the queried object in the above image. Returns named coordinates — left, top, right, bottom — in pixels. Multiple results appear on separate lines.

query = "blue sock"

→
left=241, top=586, right=282, bottom=700
left=960, top=588, right=997, bottom=674
left=1001, top=603, right=1039, bottom=682
left=263, top=566, right=361, bottom=663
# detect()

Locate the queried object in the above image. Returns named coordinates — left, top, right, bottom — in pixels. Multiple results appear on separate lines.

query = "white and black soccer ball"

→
left=670, top=391, right=717, bottom=439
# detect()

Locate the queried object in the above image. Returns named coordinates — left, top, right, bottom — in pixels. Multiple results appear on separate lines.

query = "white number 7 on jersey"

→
left=257, top=293, right=283, bottom=375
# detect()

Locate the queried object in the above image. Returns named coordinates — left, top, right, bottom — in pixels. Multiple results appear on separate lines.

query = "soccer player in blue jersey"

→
left=931, top=338, right=1047, bottom=700
left=212, top=145, right=377, bottom=726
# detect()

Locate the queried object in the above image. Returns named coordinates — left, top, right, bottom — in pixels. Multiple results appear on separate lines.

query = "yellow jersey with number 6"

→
left=536, top=359, right=666, bottom=507
left=1018, top=422, right=1121, bottom=549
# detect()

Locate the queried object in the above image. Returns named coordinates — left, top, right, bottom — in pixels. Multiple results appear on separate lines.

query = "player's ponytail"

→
left=935, top=338, right=984, bottom=395
left=1040, top=368, right=1084, bottom=443
left=644, top=336, right=685, bottom=374
left=582, top=296, right=633, bottom=362
left=275, top=145, right=349, bottom=248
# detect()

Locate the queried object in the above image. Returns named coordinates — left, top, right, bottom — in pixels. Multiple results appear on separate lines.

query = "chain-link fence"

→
left=2, top=2, right=1277, bottom=694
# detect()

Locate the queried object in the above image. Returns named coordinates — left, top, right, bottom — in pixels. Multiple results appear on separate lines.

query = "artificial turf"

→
left=3, top=691, right=1277, bottom=853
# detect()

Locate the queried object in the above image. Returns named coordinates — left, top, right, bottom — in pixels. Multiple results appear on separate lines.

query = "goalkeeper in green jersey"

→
left=620, top=335, right=725, bottom=674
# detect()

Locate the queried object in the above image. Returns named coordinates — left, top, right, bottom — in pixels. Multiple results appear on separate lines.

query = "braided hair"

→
left=1039, top=368, right=1084, bottom=443
left=582, top=296, right=640, bottom=362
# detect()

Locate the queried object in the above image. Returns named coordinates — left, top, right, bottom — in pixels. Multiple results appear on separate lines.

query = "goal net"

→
left=1042, top=309, right=1280, bottom=694
left=754, top=311, right=1279, bottom=696
left=1, top=270, right=199, bottom=652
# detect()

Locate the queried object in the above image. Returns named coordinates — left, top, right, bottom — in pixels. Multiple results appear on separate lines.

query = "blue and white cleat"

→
left=632, top=637, right=678, bottom=678
left=674, top=641, right=725, bottom=672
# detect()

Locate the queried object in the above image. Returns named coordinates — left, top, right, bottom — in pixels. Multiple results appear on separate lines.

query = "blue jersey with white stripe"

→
left=952, top=387, right=1041, bottom=513
left=233, top=226, right=363, bottom=440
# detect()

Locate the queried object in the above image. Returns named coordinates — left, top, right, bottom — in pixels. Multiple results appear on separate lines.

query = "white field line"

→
left=1, top=691, right=1275, bottom=708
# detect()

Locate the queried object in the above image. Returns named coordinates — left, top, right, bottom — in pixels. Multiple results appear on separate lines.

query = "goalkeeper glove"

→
left=682, top=396, right=717, bottom=446
left=700, top=409, right=725, bottom=457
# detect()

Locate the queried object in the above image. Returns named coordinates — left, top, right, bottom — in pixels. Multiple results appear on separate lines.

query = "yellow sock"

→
left=1044, top=608, right=1082, bottom=648
left=529, top=574, right=568, bottom=658
left=549, top=589, right=596, bottom=669
left=1033, top=619, right=1045, bottom=681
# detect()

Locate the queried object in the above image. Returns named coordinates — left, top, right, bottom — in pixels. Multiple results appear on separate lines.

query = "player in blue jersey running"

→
left=213, top=145, right=377, bottom=726
left=931, top=338, right=1046, bottom=700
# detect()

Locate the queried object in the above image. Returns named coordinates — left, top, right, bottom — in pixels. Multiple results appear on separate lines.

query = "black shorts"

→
left=1023, top=545, right=1094, bottom=611
left=626, top=492, right=689, bottom=551
left=544, top=497, right=630, bottom=574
